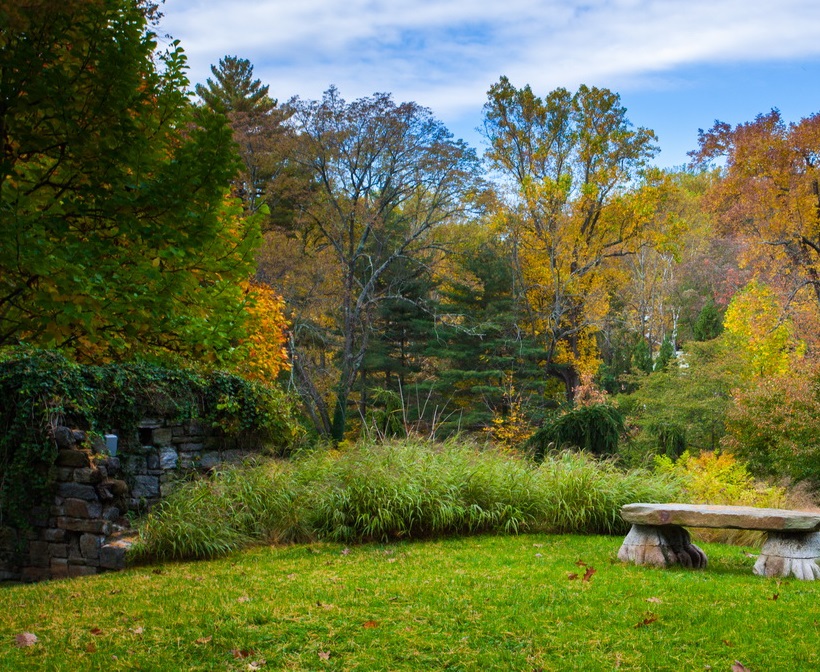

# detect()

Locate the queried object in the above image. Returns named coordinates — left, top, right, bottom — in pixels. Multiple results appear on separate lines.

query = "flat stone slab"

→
left=621, top=503, right=820, bottom=532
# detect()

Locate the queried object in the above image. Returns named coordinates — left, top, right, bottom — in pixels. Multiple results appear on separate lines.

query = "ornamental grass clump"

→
left=535, top=451, right=682, bottom=535
left=132, top=461, right=300, bottom=562
left=133, top=439, right=684, bottom=562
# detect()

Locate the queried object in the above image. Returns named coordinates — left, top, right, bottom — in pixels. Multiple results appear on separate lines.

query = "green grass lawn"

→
left=1, top=534, right=816, bottom=671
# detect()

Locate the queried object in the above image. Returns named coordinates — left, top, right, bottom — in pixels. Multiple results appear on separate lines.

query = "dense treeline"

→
left=1, top=2, right=818, bottom=485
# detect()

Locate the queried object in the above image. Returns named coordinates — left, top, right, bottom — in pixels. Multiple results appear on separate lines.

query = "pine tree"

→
left=195, top=56, right=274, bottom=114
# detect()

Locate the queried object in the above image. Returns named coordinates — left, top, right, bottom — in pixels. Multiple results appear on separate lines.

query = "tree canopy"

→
left=0, top=0, right=260, bottom=363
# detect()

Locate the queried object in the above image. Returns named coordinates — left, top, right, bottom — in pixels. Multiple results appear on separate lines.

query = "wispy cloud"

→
left=159, top=0, right=820, bottom=164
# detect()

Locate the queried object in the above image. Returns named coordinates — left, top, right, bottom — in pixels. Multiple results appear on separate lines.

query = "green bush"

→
left=133, top=439, right=684, bottom=561
left=528, top=403, right=624, bottom=458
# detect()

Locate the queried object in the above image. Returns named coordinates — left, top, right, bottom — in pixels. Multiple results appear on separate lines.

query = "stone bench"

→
left=617, top=503, right=820, bottom=581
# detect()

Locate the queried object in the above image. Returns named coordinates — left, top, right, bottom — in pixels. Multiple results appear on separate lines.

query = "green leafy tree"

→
left=618, top=339, right=742, bottom=464
left=632, top=339, right=653, bottom=374
left=0, top=0, right=258, bottom=363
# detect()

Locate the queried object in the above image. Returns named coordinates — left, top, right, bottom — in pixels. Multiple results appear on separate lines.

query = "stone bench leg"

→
left=618, top=524, right=708, bottom=569
left=753, top=532, right=820, bottom=581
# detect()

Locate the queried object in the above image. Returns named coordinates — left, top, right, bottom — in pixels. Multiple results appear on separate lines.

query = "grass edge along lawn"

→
left=2, top=534, right=817, bottom=671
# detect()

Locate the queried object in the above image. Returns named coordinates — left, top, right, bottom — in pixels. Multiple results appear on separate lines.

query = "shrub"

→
left=528, top=403, right=624, bottom=458
left=722, top=361, right=820, bottom=484
left=654, top=450, right=789, bottom=546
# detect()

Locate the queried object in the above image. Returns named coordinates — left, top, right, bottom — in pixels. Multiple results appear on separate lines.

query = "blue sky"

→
left=158, top=0, right=820, bottom=168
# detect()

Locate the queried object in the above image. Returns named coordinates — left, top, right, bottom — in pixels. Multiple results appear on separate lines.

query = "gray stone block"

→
left=48, top=543, right=68, bottom=558
left=199, top=452, right=222, bottom=469
left=53, top=426, right=77, bottom=449
left=178, top=442, right=205, bottom=452
left=41, top=528, right=66, bottom=543
left=56, top=482, right=98, bottom=501
left=99, top=542, right=128, bottom=570
left=146, top=452, right=160, bottom=470
left=131, top=475, right=160, bottom=500
left=49, top=558, right=69, bottom=579
left=122, top=455, right=148, bottom=475
left=73, top=467, right=103, bottom=484
left=57, top=517, right=111, bottom=534
left=152, top=427, right=174, bottom=446
left=159, top=447, right=178, bottom=470
left=64, top=498, right=102, bottom=519
left=80, top=534, right=101, bottom=560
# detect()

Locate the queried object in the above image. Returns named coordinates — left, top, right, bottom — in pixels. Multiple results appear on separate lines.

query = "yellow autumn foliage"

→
left=234, top=281, right=290, bottom=383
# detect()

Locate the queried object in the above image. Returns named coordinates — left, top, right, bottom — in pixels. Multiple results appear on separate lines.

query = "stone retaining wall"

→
left=0, top=419, right=257, bottom=582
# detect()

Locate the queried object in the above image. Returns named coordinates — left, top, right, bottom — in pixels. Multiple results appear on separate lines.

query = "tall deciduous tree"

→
left=276, top=88, right=480, bottom=440
left=482, top=78, right=660, bottom=397
left=691, top=110, right=820, bottom=320
left=0, top=0, right=259, bottom=363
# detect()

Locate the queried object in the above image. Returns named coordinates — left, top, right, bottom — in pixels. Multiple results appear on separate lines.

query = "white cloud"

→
left=158, top=0, right=820, bottom=163
left=162, top=0, right=820, bottom=102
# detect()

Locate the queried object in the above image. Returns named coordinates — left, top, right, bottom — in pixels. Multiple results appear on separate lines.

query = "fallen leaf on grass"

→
left=575, top=560, right=588, bottom=567
left=534, top=553, right=543, bottom=558
left=90, top=628, right=103, bottom=636
left=646, top=597, right=662, bottom=604
left=341, top=548, right=351, bottom=556
left=195, top=636, right=213, bottom=645
left=731, top=662, right=749, bottom=672
left=131, top=627, right=144, bottom=636
left=362, top=620, right=379, bottom=629
left=15, top=633, right=38, bottom=648
left=237, top=596, right=251, bottom=603
left=633, top=614, right=658, bottom=628
left=86, top=642, right=97, bottom=653
left=723, top=640, right=734, bottom=647
left=318, top=651, right=330, bottom=661
left=768, top=593, right=779, bottom=601
left=232, top=649, right=254, bottom=659
left=248, top=661, right=267, bottom=670
left=582, top=567, right=596, bottom=582
left=567, top=572, right=579, bottom=581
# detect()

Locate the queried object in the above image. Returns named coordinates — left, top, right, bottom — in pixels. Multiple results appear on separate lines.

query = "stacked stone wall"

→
left=0, top=418, right=258, bottom=582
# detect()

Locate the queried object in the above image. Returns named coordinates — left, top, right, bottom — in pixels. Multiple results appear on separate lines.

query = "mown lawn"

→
left=1, top=534, right=816, bottom=671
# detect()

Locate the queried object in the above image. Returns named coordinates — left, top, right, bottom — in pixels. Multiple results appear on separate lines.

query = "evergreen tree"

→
left=654, top=336, right=676, bottom=371
left=693, top=298, right=724, bottom=341
left=632, top=339, right=653, bottom=374
left=195, top=56, right=275, bottom=114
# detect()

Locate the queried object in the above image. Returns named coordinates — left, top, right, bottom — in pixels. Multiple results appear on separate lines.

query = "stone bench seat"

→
left=617, top=503, right=820, bottom=581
